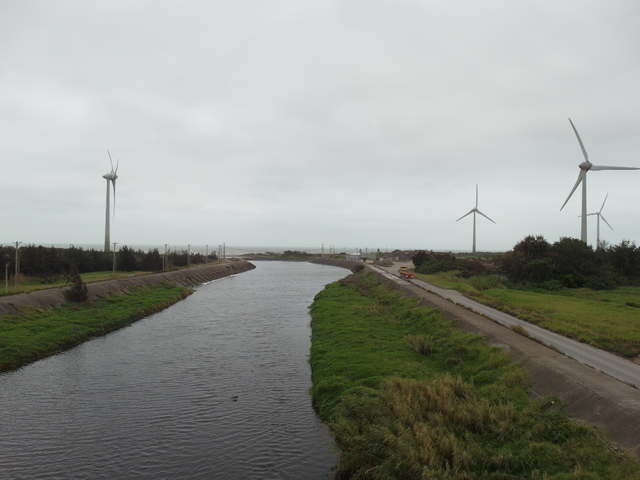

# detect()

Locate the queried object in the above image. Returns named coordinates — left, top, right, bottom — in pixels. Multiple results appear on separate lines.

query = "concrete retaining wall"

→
left=0, top=260, right=255, bottom=316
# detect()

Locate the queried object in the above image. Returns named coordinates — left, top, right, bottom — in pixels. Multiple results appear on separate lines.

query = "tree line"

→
left=0, top=245, right=217, bottom=282
left=412, top=236, right=640, bottom=290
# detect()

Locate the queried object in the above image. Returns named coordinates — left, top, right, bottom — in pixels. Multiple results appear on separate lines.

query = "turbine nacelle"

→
left=578, top=161, right=592, bottom=172
left=104, top=150, right=118, bottom=206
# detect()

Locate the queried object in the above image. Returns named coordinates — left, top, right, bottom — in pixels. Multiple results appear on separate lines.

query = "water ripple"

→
left=0, top=261, right=346, bottom=479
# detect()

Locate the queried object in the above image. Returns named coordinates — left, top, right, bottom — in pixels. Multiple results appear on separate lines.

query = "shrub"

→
left=63, top=265, right=88, bottom=302
left=351, top=264, right=365, bottom=273
left=584, top=274, right=618, bottom=290
left=414, top=252, right=458, bottom=274
left=467, top=274, right=507, bottom=291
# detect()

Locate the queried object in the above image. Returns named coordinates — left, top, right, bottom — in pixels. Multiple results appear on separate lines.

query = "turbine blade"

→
left=475, top=184, right=478, bottom=208
left=107, top=150, right=115, bottom=171
left=590, top=165, right=640, bottom=171
left=560, top=170, right=585, bottom=210
left=599, top=193, right=608, bottom=213
left=600, top=214, right=613, bottom=231
left=476, top=209, right=496, bottom=224
left=456, top=210, right=474, bottom=222
left=568, top=118, right=589, bottom=162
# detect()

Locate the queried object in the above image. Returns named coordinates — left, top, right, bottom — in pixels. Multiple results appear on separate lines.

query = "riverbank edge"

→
left=310, top=258, right=640, bottom=458
left=0, top=260, right=256, bottom=316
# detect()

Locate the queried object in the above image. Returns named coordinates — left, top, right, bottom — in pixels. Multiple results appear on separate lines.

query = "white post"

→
left=14, top=241, right=21, bottom=288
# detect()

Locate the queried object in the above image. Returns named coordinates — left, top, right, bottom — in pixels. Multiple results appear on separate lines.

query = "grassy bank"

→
left=0, top=282, right=190, bottom=372
left=2, top=270, right=152, bottom=296
left=418, top=271, right=640, bottom=361
left=310, top=271, right=640, bottom=479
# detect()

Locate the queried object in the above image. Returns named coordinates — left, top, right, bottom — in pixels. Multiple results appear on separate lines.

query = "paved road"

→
left=373, top=264, right=640, bottom=389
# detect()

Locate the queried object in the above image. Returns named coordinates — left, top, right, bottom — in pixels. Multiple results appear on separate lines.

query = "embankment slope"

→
left=0, top=260, right=255, bottom=316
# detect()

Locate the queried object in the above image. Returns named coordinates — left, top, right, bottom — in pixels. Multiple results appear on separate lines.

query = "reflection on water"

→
left=0, top=261, right=347, bottom=479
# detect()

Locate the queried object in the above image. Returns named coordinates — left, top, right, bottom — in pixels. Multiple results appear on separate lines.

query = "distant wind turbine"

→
left=560, top=118, right=639, bottom=243
left=103, top=150, right=118, bottom=252
left=587, top=193, right=613, bottom=249
left=456, top=184, right=495, bottom=256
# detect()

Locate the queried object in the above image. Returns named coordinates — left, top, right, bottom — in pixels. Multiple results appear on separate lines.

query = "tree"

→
left=412, top=250, right=430, bottom=268
left=550, top=237, right=597, bottom=287
left=118, top=246, right=139, bottom=271
left=142, top=248, right=164, bottom=271
left=607, top=240, right=640, bottom=283
left=513, top=235, right=551, bottom=261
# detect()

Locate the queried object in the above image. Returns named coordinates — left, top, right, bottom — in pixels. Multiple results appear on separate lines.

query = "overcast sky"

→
left=1, top=1, right=639, bottom=254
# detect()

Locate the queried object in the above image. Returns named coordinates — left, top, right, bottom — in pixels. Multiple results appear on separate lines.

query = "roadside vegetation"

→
left=411, top=236, right=640, bottom=361
left=414, top=235, right=640, bottom=290
left=310, top=271, right=640, bottom=479
left=0, top=283, right=190, bottom=373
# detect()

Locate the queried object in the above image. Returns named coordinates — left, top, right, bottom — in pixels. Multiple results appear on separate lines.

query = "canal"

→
left=0, top=261, right=349, bottom=479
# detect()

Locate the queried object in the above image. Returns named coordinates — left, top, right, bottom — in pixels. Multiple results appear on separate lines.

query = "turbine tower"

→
left=560, top=118, right=638, bottom=243
left=103, top=151, right=118, bottom=252
left=587, top=193, right=613, bottom=250
left=456, top=184, right=495, bottom=257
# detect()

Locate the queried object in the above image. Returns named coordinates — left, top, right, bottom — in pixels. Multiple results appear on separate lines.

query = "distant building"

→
left=345, top=251, right=377, bottom=262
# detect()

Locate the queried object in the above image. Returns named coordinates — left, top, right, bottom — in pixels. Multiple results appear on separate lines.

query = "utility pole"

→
left=187, top=244, right=191, bottom=267
left=112, top=242, right=118, bottom=274
left=14, top=241, right=21, bottom=288
left=164, top=244, right=168, bottom=271
left=5, top=262, right=10, bottom=294
left=205, top=244, right=209, bottom=264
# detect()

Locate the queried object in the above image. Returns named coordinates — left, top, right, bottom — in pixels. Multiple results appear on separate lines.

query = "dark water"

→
left=0, top=261, right=348, bottom=479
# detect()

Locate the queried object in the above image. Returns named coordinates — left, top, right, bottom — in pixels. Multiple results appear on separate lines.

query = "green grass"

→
left=2, top=271, right=152, bottom=296
left=416, top=271, right=640, bottom=361
left=0, top=283, right=190, bottom=372
left=310, top=271, right=640, bottom=479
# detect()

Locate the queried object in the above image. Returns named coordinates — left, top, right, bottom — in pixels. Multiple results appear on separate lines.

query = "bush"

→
left=584, top=274, right=618, bottom=291
left=467, top=274, right=507, bottom=291
left=64, top=265, right=88, bottom=302
left=539, top=279, right=563, bottom=291
left=414, top=252, right=458, bottom=274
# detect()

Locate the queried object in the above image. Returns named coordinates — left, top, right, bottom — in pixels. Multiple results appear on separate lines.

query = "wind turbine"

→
left=560, top=118, right=639, bottom=243
left=103, top=150, right=118, bottom=252
left=456, top=184, right=495, bottom=256
left=587, top=193, right=613, bottom=249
